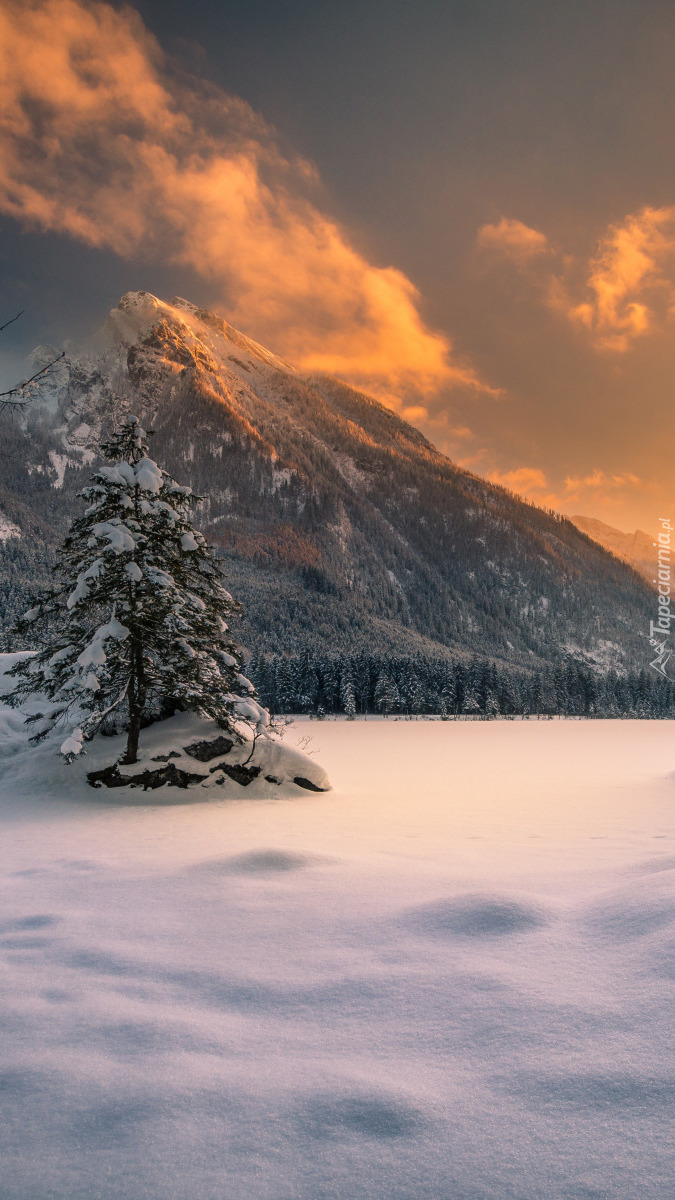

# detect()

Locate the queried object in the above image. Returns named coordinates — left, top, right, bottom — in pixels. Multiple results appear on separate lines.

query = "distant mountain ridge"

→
left=0, top=291, right=655, bottom=671
left=570, top=515, right=656, bottom=586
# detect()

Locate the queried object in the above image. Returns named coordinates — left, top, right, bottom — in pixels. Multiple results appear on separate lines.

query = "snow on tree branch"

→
left=4, top=415, right=270, bottom=765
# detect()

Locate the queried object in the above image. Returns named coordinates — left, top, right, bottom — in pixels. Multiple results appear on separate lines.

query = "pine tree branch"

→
left=80, top=681, right=130, bottom=740
left=4, top=414, right=269, bottom=760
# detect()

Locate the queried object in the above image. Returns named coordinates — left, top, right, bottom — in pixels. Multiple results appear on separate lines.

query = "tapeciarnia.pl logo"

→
left=642, top=517, right=672, bottom=678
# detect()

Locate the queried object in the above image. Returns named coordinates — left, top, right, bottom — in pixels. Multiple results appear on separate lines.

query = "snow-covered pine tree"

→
left=6, top=416, right=268, bottom=764
left=340, top=668, right=356, bottom=720
left=374, top=670, right=399, bottom=717
left=440, top=666, right=457, bottom=718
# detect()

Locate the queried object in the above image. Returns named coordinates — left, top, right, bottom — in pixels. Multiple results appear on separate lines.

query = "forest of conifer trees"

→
left=248, top=652, right=675, bottom=719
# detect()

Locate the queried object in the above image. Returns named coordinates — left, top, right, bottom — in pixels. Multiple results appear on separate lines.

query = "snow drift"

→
left=0, top=715, right=673, bottom=1199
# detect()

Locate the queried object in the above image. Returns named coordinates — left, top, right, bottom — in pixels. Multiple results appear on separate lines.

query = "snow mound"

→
left=296, top=1091, right=423, bottom=1140
left=84, top=712, right=330, bottom=795
left=192, top=849, right=335, bottom=875
left=0, top=655, right=330, bottom=801
left=581, top=875, right=675, bottom=941
left=399, top=893, right=549, bottom=939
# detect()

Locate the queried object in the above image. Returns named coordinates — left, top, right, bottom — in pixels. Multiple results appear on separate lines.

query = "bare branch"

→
left=240, top=729, right=260, bottom=767
left=0, top=351, right=66, bottom=412
left=0, top=310, right=24, bottom=333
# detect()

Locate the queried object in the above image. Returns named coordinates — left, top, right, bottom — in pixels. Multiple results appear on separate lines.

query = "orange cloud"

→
left=402, top=405, right=429, bottom=422
left=0, top=0, right=494, bottom=400
left=484, top=464, right=644, bottom=515
left=476, top=217, right=549, bottom=261
left=479, top=206, right=675, bottom=353
left=568, top=206, right=675, bottom=351
left=487, top=466, right=548, bottom=495
left=561, top=469, right=642, bottom=498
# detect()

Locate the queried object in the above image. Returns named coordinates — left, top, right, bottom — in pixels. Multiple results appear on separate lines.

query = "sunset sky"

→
left=1, top=0, right=674, bottom=533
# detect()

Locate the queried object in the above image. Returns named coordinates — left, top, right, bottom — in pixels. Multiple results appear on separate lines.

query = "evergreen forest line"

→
left=249, top=652, right=675, bottom=719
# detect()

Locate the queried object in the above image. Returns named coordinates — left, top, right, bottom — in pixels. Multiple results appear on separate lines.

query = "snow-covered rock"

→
left=0, top=655, right=330, bottom=799
left=86, top=711, right=330, bottom=794
left=0, top=511, right=21, bottom=541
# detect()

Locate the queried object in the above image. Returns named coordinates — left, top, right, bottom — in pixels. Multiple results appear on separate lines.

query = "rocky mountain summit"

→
left=0, top=291, right=654, bottom=671
left=570, top=515, right=657, bottom=587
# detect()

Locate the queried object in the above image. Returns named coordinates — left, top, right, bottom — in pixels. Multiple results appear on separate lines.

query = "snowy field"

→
left=1, top=714, right=674, bottom=1199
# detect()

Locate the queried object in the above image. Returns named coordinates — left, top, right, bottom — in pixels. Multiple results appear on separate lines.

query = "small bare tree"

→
left=0, top=311, right=64, bottom=414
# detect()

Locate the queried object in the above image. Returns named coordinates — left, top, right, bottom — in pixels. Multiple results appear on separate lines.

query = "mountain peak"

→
left=109, top=291, right=298, bottom=377
left=570, top=515, right=656, bottom=585
left=0, top=291, right=655, bottom=671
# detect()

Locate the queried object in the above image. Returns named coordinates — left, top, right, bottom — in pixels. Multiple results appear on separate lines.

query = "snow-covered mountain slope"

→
left=0, top=291, right=655, bottom=670
left=571, top=515, right=657, bottom=587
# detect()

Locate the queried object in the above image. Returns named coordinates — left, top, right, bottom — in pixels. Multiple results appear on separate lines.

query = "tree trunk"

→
left=123, top=709, right=142, bottom=764
left=121, top=639, right=145, bottom=765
